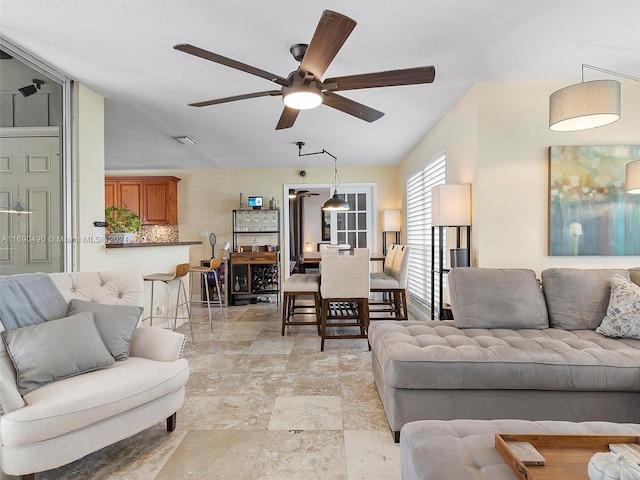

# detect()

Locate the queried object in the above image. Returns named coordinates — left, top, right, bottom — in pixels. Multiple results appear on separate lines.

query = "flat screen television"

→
left=248, top=196, right=263, bottom=209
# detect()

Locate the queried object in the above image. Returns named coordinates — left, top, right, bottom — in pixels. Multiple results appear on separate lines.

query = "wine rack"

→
left=229, top=208, right=280, bottom=305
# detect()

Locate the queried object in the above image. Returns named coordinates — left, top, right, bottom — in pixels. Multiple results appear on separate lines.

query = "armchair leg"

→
left=167, top=412, right=177, bottom=432
left=20, top=475, right=35, bottom=480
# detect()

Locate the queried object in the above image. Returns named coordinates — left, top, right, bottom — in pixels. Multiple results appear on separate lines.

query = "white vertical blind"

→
left=405, top=150, right=446, bottom=309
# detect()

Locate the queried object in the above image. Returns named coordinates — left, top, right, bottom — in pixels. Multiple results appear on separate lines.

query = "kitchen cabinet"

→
left=105, top=176, right=179, bottom=225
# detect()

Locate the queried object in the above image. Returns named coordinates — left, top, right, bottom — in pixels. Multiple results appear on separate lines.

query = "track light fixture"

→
left=294, top=141, right=349, bottom=211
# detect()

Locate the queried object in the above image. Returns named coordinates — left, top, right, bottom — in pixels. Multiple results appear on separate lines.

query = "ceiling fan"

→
left=174, top=9, right=436, bottom=130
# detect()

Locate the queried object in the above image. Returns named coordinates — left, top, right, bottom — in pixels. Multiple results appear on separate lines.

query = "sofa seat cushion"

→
left=1, top=356, right=189, bottom=446
left=400, top=419, right=640, bottom=480
left=368, top=321, right=640, bottom=391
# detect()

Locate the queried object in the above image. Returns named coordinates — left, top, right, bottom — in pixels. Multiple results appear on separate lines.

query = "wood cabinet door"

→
left=117, top=181, right=144, bottom=219
left=144, top=179, right=178, bottom=224
left=104, top=181, right=116, bottom=209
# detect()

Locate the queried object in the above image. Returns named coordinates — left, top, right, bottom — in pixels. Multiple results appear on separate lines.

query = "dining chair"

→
left=281, top=273, right=321, bottom=335
left=188, top=257, right=224, bottom=332
left=319, top=247, right=370, bottom=351
left=370, top=245, right=411, bottom=320
left=143, top=263, right=194, bottom=344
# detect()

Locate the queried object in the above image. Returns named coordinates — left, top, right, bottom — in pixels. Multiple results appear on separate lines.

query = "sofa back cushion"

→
left=541, top=268, right=630, bottom=330
left=448, top=268, right=549, bottom=329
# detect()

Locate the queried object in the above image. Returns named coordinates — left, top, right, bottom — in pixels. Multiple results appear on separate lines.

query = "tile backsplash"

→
left=135, top=224, right=179, bottom=243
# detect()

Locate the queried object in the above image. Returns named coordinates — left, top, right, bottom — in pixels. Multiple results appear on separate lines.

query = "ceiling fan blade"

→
left=299, top=10, right=356, bottom=80
left=189, top=90, right=281, bottom=107
left=322, top=91, right=384, bottom=123
left=324, top=66, right=436, bottom=91
left=275, top=106, right=300, bottom=130
left=174, top=44, right=289, bottom=86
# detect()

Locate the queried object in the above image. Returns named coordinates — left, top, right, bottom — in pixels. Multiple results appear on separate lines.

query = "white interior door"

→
left=0, top=127, right=62, bottom=274
left=330, top=185, right=374, bottom=249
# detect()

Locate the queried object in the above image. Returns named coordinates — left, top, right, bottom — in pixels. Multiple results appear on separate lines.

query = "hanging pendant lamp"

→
left=323, top=157, right=349, bottom=211
left=549, top=64, right=640, bottom=132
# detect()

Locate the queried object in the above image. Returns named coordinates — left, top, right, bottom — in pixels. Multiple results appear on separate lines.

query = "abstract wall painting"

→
left=549, top=145, right=640, bottom=256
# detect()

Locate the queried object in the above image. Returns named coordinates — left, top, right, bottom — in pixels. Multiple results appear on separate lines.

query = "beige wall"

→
left=399, top=79, right=640, bottom=275
left=106, top=165, right=400, bottom=265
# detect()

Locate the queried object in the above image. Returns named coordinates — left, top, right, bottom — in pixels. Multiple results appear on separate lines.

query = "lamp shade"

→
left=549, top=80, right=621, bottom=131
left=322, top=190, right=349, bottom=210
left=431, top=184, right=471, bottom=226
left=383, top=210, right=401, bottom=232
left=627, top=160, right=640, bottom=194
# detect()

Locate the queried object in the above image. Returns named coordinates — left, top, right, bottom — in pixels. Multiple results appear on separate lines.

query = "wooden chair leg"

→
left=314, top=292, right=321, bottom=335
left=19, top=474, right=35, bottom=480
left=320, top=299, right=329, bottom=351
left=281, top=291, right=289, bottom=335
left=167, top=412, right=177, bottom=432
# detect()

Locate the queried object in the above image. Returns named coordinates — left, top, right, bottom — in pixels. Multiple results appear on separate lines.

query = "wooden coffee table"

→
left=496, top=433, right=640, bottom=480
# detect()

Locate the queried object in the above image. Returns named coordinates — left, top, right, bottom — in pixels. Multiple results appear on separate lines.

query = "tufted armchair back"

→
left=48, top=270, right=144, bottom=306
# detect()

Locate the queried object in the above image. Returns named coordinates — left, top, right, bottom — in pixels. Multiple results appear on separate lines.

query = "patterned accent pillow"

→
left=596, top=274, right=640, bottom=339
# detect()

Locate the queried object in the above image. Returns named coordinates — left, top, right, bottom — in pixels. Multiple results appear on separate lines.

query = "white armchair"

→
left=0, top=270, right=189, bottom=480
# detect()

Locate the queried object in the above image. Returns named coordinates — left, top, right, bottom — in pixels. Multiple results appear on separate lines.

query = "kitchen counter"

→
left=105, top=241, right=202, bottom=249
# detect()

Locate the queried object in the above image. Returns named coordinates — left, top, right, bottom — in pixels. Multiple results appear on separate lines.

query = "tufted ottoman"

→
left=400, top=419, right=640, bottom=480
left=368, top=320, right=640, bottom=442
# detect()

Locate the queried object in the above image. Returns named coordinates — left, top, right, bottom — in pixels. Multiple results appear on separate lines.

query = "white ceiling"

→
left=1, top=0, right=638, bottom=170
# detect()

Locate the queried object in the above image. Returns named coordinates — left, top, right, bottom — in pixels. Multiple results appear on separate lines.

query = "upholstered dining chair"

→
left=370, top=244, right=411, bottom=320
left=143, top=263, right=194, bottom=344
left=188, top=257, right=224, bottom=332
left=319, top=248, right=371, bottom=351
left=281, top=273, right=321, bottom=335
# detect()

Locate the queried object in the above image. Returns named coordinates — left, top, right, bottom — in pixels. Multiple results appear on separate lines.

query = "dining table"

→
left=299, top=250, right=385, bottom=273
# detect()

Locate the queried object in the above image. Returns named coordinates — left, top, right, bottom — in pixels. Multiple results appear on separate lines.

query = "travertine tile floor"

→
left=20, top=303, right=400, bottom=480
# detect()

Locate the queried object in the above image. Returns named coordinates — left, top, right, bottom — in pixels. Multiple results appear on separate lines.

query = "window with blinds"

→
left=406, top=150, right=446, bottom=311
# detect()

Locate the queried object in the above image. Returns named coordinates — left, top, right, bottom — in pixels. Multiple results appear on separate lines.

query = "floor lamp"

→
left=382, top=210, right=401, bottom=255
left=430, top=184, right=471, bottom=320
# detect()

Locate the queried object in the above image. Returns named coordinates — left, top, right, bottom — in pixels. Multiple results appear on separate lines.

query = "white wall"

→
left=400, top=79, right=640, bottom=275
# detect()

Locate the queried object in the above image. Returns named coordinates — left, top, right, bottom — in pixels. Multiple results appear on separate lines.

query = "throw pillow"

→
left=0, top=273, right=68, bottom=329
left=596, top=274, right=640, bottom=340
left=1, top=311, right=115, bottom=395
left=67, top=300, right=143, bottom=361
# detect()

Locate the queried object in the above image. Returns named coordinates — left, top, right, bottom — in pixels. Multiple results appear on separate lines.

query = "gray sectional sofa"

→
left=368, top=267, right=640, bottom=442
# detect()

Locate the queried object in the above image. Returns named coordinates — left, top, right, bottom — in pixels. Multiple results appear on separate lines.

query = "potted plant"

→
left=105, top=206, right=141, bottom=243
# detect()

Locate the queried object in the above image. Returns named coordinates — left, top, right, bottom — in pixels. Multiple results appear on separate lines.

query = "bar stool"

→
left=281, top=273, right=321, bottom=335
left=143, top=263, right=194, bottom=344
left=370, top=245, right=411, bottom=320
left=188, top=257, right=224, bottom=332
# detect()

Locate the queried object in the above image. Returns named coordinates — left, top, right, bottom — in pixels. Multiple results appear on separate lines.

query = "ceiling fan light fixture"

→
left=282, top=84, right=322, bottom=110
